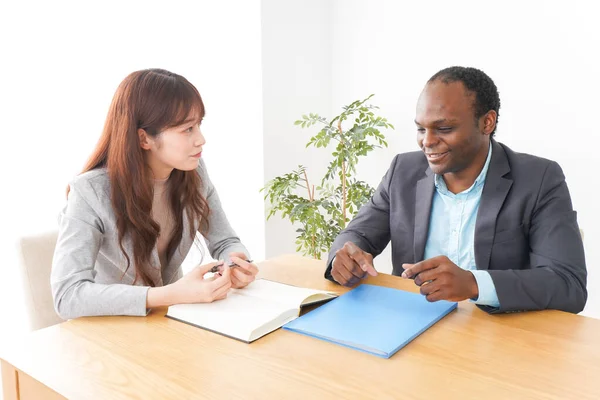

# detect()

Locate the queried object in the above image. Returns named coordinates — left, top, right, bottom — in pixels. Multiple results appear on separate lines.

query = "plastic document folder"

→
left=283, top=284, right=457, bottom=358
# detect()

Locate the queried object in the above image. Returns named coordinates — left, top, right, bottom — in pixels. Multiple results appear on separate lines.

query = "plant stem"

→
left=303, top=170, right=317, bottom=258
left=338, top=120, right=347, bottom=228
left=303, top=170, right=313, bottom=201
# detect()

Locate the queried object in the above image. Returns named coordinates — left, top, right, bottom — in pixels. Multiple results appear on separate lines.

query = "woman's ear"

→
left=138, top=128, right=152, bottom=150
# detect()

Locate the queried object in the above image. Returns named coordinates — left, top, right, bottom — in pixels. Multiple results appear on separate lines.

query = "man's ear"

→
left=481, top=110, right=497, bottom=136
left=138, top=128, right=152, bottom=150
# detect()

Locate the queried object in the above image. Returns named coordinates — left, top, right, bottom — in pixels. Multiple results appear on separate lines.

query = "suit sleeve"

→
left=485, top=161, right=587, bottom=313
left=324, top=156, right=398, bottom=281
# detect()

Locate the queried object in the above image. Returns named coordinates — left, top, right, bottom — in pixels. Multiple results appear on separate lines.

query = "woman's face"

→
left=142, top=115, right=205, bottom=180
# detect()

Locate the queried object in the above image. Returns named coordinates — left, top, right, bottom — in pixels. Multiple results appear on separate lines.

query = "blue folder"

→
left=283, top=284, right=457, bottom=358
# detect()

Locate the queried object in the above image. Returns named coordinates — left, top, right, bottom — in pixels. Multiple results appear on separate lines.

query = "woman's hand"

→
left=163, top=261, right=232, bottom=305
left=226, top=253, right=258, bottom=289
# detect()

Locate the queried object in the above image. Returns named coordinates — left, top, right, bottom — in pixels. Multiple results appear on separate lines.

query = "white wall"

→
left=261, top=0, right=333, bottom=257
left=326, top=0, right=599, bottom=318
left=0, top=0, right=597, bottom=349
left=0, top=0, right=264, bottom=338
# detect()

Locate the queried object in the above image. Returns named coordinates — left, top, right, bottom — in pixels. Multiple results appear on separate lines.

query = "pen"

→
left=209, top=259, right=253, bottom=273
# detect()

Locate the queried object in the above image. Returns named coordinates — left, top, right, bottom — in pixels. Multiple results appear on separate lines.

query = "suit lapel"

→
left=474, top=140, right=513, bottom=270
left=414, top=168, right=435, bottom=262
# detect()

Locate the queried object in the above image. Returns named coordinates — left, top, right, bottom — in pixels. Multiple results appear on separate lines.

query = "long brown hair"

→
left=75, top=69, right=210, bottom=286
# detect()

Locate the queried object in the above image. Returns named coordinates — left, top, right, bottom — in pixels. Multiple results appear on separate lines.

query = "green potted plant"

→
left=261, top=94, right=394, bottom=259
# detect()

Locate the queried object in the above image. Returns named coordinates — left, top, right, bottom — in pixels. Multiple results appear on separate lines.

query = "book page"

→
left=235, top=279, right=336, bottom=308
left=166, top=290, right=289, bottom=342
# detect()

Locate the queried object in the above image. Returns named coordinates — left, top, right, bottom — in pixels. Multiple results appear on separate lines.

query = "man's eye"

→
left=416, top=128, right=425, bottom=133
left=438, top=127, right=452, bottom=133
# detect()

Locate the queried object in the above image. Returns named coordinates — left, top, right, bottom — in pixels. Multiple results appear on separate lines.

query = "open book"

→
left=165, top=279, right=338, bottom=343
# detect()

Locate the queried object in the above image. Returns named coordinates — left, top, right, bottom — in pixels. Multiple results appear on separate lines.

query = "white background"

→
left=0, top=2, right=598, bottom=388
left=263, top=0, right=600, bottom=319
left=0, top=0, right=265, bottom=342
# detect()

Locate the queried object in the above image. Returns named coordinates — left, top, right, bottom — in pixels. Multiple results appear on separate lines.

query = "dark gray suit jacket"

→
left=326, top=140, right=587, bottom=314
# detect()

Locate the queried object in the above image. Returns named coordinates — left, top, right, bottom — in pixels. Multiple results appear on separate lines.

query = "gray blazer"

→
left=51, top=160, right=249, bottom=319
left=326, top=140, right=587, bottom=314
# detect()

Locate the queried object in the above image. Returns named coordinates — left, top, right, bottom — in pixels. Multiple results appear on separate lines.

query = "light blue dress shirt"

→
left=424, top=144, right=500, bottom=307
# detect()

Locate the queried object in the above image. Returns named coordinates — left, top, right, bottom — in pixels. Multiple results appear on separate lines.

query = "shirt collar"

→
left=434, top=142, right=493, bottom=194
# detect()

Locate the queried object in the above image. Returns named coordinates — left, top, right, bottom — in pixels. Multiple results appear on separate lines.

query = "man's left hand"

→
left=402, top=256, right=478, bottom=302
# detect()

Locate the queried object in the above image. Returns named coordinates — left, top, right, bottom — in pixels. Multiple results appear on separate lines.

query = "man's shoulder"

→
left=394, top=150, right=428, bottom=163
left=389, top=150, right=429, bottom=179
left=498, top=142, right=558, bottom=176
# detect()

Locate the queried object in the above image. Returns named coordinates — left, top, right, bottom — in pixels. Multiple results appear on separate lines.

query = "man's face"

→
left=415, top=80, right=491, bottom=175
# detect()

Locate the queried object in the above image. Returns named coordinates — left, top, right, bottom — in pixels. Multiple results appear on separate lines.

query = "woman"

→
left=51, top=68, right=258, bottom=319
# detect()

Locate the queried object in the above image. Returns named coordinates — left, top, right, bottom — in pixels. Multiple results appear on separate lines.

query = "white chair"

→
left=16, top=231, right=63, bottom=330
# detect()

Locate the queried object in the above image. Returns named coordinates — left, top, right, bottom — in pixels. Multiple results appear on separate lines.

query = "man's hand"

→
left=331, top=241, right=377, bottom=286
left=402, top=256, right=478, bottom=302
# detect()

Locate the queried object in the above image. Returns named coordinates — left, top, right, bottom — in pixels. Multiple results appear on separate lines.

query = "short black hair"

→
left=428, top=66, right=501, bottom=135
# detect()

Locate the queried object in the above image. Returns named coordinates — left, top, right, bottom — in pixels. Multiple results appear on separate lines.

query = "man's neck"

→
left=443, top=142, right=490, bottom=194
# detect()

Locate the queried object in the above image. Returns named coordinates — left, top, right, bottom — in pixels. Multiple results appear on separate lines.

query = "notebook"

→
left=165, top=279, right=338, bottom=343
left=283, top=284, right=457, bottom=358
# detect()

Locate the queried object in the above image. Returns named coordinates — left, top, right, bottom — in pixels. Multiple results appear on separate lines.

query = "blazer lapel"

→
left=475, top=140, right=513, bottom=270
left=162, top=209, right=196, bottom=285
left=414, top=168, right=435, bottom=262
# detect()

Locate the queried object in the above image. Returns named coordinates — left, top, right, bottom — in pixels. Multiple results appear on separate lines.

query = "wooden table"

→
left=2, top=254, right=600, bottom=399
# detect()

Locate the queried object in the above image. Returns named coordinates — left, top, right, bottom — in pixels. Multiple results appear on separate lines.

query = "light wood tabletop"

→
left=2, top=254, right=600, bottom=399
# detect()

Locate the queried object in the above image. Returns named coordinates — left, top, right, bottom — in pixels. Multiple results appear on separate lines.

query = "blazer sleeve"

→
left=197, top=160, right=250, bottom=262
left=51, top=183, right=150, bottom=319
left=485, top=161, right=587, bottom=313
left=324, top=155, right=398, bottom=281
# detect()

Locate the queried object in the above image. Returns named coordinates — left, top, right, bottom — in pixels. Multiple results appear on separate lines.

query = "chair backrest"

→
left=17, top=231, right=63, bottom=330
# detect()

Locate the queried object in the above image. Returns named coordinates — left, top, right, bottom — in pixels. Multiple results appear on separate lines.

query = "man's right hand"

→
left=331, top=241, right=377, bottom=286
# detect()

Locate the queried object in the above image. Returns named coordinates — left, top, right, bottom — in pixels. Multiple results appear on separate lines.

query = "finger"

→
left=425, top=290, right=444, bottom=302
left=346, top=276, right=360, bottom=286
left=211, top=268, right=232, bottom=290
left=333, top=254, right=359, bottom=283
left=230, top=272, right=244, bottom=288
left=231, top=267, right=255, bottom=284
left=331, top=262, right=352, bottom=285
left=336, top=250, right=365, bottom=280
left=330, top=268, right=345, bottom=285
left=215, top=291, right=228, bottom=300
left=420, top=281, right=440, bottom=297
left=402, top=258, right=439, bottom=279
left=212, top=281, right=231, bottom=299
left=413, top=269, right=438, bottom=287
left=198, top=260, right=225, bottom=275
left=335, top=264, right=356, bottom=286
left=230, top=256, right=259, bottom=276
left=345, top=242, right=377, bottom=276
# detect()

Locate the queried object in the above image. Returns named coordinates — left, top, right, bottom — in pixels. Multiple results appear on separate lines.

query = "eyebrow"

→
left=414, top=118, right=459, bottom=126
left=181, top=116, right=202, bottom=125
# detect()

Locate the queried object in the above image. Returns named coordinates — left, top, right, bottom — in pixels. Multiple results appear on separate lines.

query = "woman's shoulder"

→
left=68, top=168, right=111, bottom=203
left=62, top=168, right=113, bottom=230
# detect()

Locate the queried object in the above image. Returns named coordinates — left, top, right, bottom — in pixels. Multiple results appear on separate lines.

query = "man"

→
left=326, top=66, right=587, bottom=314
